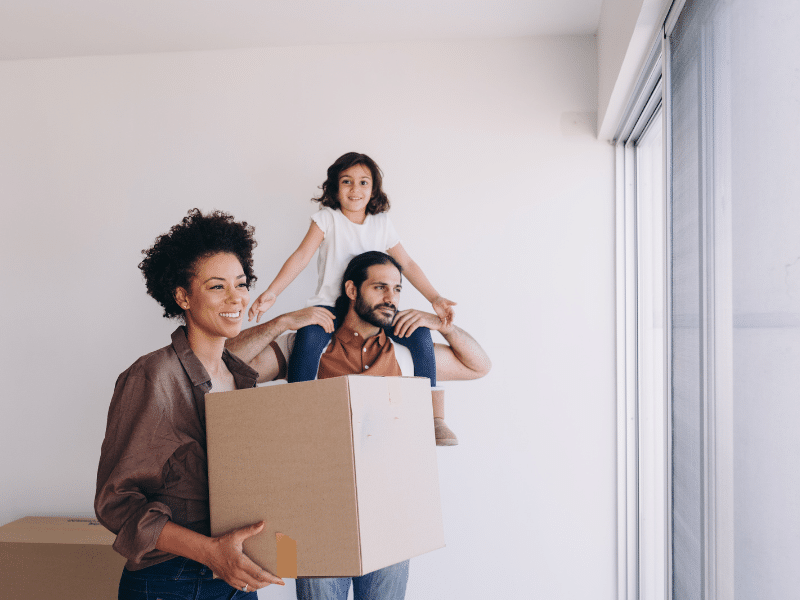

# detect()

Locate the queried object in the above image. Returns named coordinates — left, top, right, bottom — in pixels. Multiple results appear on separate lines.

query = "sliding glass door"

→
left=668, top=0, right=800, bottom=597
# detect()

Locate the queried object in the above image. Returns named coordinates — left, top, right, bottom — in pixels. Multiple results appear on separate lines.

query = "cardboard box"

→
left=206, top=375, right=445, bottom=578
left=0, top=516, right=125, bottom=599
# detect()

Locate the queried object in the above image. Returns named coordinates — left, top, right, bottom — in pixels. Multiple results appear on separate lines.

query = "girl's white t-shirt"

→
left=307, top=206, right=400, bottom=307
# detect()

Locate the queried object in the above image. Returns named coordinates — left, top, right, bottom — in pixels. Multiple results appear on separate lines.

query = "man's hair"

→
left=138, top=208, right=257, bottom=319
left=334, top=251, right=402, bottom=321
left=312, top=152, right=391, bottom=216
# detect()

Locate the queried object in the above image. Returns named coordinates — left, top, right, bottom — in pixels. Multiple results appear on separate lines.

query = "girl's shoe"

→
left=432, top=389, right=458, bottom=446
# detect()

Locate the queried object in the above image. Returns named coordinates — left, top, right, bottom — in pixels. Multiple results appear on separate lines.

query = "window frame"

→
left=614, top=25, right=672, bottom=600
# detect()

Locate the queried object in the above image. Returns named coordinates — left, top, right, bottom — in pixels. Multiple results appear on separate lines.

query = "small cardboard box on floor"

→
left=0, top=516, right=125, bottom=599
left=206, top=375, right=445, bottom=578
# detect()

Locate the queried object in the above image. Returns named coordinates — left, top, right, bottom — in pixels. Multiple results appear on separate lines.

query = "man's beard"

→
left=354, top=292, right=397, bottom=328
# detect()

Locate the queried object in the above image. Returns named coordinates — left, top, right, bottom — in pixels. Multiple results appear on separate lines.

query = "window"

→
left=618, top=0, right=800, bottom=598
left=669, top=0, right=800, bottom=597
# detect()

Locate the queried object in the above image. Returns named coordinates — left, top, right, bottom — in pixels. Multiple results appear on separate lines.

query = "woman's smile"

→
left=180, top=252, right=251, bottom=343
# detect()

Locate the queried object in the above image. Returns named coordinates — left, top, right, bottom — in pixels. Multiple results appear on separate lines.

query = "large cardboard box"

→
left=206, top=375, right=445, bottom=578
left=0, top=516, right=125, bottom=599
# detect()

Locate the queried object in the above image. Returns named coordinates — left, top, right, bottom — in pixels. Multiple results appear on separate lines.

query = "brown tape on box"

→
left=276, top=533, right=297, bottom=578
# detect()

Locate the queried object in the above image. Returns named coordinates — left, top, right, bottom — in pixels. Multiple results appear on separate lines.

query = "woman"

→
left=95, top=209, right=331, bottom=599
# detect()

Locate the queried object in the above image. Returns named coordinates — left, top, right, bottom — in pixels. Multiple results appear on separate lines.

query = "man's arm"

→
left=434, top=324, right=492, bottom=381
left=392, top=309, right=491, bottom=381
left=226, top=307, right=335, bottom=383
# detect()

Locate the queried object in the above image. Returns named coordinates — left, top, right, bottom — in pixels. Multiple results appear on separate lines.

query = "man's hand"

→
left=392, top=309, right=491, bottom=380
left=226, top=307, right=334, bottom=382
left=204, top=522, right=284, bottom=591
left=277, top=306, right=335, bottom=334
left=392, top=309, right=451, bottom=339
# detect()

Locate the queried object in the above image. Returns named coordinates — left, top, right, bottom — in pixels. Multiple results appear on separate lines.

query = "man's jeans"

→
left=295, top=560, right=409, bottom=600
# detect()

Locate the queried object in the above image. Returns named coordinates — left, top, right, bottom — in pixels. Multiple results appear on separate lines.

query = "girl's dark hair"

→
left=333, top=251, right=403, bottom=321
left=138, top=208, right=257, bottom=319
left=312, top=152, right=391, bottom=215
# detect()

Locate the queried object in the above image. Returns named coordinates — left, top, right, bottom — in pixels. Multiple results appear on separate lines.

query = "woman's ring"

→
left=242, top=584, right=248, bottom=592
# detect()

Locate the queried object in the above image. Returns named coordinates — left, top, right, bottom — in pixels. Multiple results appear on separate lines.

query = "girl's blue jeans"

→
left=118, top=556, right=257, bottom=600
left=287, top=306, right=437, bottom=386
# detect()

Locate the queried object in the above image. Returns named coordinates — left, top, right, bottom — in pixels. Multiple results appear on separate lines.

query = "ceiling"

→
left=0, top=0, right=604, bottom=61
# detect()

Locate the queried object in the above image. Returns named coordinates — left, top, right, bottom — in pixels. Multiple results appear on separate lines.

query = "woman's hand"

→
left=204, top=522, right=284, bottom=591
left=156, top=520, right=283, bottom=592
left=431, top=296, right=457, bottom=328
left=248, top=291, right=277, bottom=323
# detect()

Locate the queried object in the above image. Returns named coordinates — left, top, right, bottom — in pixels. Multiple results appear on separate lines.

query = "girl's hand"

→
left=248, top=291, right=277, bottom=322
left=431, top=296, right=457, bottom=328
left=205, top=522, right=284, bottom=591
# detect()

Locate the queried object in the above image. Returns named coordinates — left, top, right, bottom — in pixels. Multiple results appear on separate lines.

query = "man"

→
left=226, top=251, right=491, bottom=600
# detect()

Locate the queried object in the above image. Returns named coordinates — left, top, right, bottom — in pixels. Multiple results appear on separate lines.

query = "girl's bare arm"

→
left=249, top=223, right=324, bottom=321
left=387, top=242, right=456, bottom=325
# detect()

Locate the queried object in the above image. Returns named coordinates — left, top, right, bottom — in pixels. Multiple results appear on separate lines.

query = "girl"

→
left=249, top=152, right=459, bottom=445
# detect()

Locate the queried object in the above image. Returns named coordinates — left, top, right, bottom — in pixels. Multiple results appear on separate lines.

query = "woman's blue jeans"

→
left=118, top=556, right=257, bottom=600
left=295, top=560, right=409, bottom=600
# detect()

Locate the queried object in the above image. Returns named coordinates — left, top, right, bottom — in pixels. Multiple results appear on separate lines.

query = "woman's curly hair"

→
left=139, top=208, right=258, bottom=319
left=312, top=152, right=391, bottom=215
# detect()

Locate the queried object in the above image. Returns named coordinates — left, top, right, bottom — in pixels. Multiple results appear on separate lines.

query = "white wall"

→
left=0, top=36, right=615, bottom=599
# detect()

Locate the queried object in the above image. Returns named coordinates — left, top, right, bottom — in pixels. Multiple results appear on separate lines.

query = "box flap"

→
left=0, top=517, right=115, bottom=545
